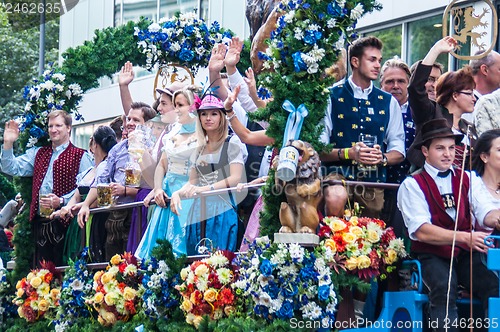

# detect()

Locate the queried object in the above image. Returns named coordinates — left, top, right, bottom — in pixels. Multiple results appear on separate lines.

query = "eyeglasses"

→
left=456, top=91, right=474, bottom=96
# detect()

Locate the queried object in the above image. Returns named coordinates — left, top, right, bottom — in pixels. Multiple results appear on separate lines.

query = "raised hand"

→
left=225, top=37, right=243, bottom=70
left=3, top=120, right=20, bottom=149
left=208, top=43, right=227, bottom=73
left=224, top=84, right=241, bottom=110
left=119, top=61, right=135, bottom=87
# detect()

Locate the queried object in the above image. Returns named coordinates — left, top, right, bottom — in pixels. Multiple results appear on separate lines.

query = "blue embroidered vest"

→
left=326, top=82, right=391, bottom=182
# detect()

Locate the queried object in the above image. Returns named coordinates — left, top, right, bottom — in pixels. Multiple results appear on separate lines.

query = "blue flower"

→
left=178, top=49, right=194, bottom=62
left=277, top=300, right=294, bottom=319
left=260, top=259, right=273, bottom=276
left=210, top=21, right=220, bottom=32
left=327, top=2, right=342, bottom=16
left=292, top=51, right=307, bottom=72
left=163, top=21, right=176, bottom=29
left=184, top=25, right=195, bottom=36
left=257, top=87, right=272, bottom=100
left=282, top=283, right=298, bottom=297
left=255, top=304, right=269, bottom=318
left=304, top=30, right=322, bottom=45
left=22, top=86, right=30, bottom=99
left=29, top=125, right=46, bottom=138
left=258, top=52, right=271, bottom=61
left=318, top=285, right=330, bottom=301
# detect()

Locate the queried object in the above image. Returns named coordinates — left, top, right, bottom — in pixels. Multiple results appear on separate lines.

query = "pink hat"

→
left=198, top=94, right=225, bottom=112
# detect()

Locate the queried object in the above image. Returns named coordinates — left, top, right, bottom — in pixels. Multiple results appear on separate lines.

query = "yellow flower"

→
left=110, top=254, right=122, bottom=266
left=194, top=264, right=209, bottom=277
left=324, top=239, right=337, bottom=252
left=100, top=309, right=117, bottom=326
left=342, top=232, right=357, bottom=244
left=101, top=272, right=114, bottom=284
left=50, top=288, right=60, bottom=301
left=38, top=283, right=50, bottom=295
left=180, top=267, right=190, bottom=280
left=94, top=292, right=104, bottom=304
left=181, top=299, right=193, bottom=312
left=26, top=272, right=35, bottom=281
left=357, top=255, right=371, bottom=269
left=350, top=226, right=363, bottom=237
left=38, top=299, right=49, bottom=312
left=104, top=292, right=116, bottom=306
left=186, top=313, right=195, bottom=325
left=16, top=280, right=23, bottom=289
left=224, top=305, right=236, bottom=316
left=29, top=276, right=42, bottom=288
left=123, top=287, right=136, bottom=301
left=17, top=306, right=25, bottom=318
left=331, top=218, right=347, bottom=232
left=203, top=288, right=217, bottom=303
left=94, top=271, right=104, bottom=282
left=384, top=249, right=398, bottom=265
left=16, top=288, right=24, bottom=297
left=367, top=229, right=380, bottom=243
left=193, top=315, right=204, bottom=328
left=345, top=257, right=358, bottom=270
left=350, top=216, right=359, bottom=225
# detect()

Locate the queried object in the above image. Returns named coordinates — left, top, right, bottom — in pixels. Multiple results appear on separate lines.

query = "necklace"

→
left=486, top=185, right=500, bottom=195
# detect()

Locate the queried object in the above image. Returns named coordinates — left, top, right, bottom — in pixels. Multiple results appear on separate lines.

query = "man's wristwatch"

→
left=380, top=154, right=388, bottom=167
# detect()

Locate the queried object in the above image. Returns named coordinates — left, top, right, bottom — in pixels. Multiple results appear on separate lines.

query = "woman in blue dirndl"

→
left=135, top=86, right=200, bottom=259
left=171, top=94, right=246, bottom=255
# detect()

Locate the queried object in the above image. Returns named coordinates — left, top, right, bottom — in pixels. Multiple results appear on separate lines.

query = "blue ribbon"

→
left=281, top=100, right=308, bottom=147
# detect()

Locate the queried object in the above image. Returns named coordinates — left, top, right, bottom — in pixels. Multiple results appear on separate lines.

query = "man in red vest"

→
left=0, top=110, right=93, bottom=266
left=397, top=118, right=499, bottom=332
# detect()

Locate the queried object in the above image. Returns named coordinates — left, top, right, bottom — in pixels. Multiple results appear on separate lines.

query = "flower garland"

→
left=18, top=69, right=84, bottom=149
left=52, top=249, right=93, bottom=331
left=13, top=263, right=61, bottom=322
left=254, top=0, right=382, bottom=238
left=135, top=12, right=233, bottom=73
left=87, top=253, right=143, bottom=326
left=140, top=257, right=180, bottom=319
left=176, top=250, right=239, bottom=329
left=0, top=266, right=15, bottom=323
left=235, top=237, right=338, bottom=327
left=319, top=216, right=407, bottom=281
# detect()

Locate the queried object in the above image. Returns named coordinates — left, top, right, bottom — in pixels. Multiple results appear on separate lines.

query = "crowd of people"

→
left=2, top=34, right=500, bottom=331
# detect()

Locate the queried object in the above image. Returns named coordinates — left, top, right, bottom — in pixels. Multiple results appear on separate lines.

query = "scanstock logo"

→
left=1, top=1, right=80, bottom=29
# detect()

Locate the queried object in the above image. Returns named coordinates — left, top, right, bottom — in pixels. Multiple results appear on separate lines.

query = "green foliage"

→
left=257, top=170, right=283, bottom=240
left=61, top=19, right=149, bottom=92
left=12, top=176, right=34, bottom=280
left=0, top=173, right=16, bottom=205
left=151, top=239, right=186, bottom=277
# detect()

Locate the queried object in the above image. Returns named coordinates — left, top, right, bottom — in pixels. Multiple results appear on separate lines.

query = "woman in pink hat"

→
left=171, top=94, right=246, bottom=254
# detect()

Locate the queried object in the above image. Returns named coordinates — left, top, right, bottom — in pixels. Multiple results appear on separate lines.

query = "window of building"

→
left=407, top=15, right=448, bottom=71
left=370, top=25, right=402, bottom=65
left=73, top=119, right=117, bottom=150
left=160, top=0, right=199, bottom=20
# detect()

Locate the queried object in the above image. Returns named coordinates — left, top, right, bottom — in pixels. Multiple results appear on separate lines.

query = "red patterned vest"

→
left=30, top=143, right=86, bottom=220
left=412, top=169, right=471, bottom=259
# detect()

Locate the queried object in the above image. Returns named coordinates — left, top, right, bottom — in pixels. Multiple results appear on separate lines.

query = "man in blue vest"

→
left=321, top=36, right=405, bottom=218
left=398, top=118, right=499, bottom=332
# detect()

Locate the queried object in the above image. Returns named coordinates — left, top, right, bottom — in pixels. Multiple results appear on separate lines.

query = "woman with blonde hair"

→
left=171, top=93, right=247, bottom=254
left=135, top=85, right=200, bottom=259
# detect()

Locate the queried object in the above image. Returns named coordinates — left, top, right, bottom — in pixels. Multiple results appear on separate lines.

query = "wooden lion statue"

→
left=276, top=140, right=322, bottom=233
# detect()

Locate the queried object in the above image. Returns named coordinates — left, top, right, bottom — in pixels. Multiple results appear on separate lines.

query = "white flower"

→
left=308, top=45, right=326, bottom=62
left=52, top=73, right=65, bottom=81
left=40, top=80, right=55, bottom=91
left=70, top=279, right=83, bottom=291
left=334, top=36, right=345, bottom=51
left=294, top=27, right=304, bottom=40
left=307, top=23, right=320, bottom=31
left=216, top=267, right=233, bottom=285
left=258, top=292, right=272, bottom=306
left=327, top=18, right=337, bottom=29
left=336, top=0, right=346, bottom=8
left=170, top=42, right=181, bottom=52
left=326, top=302, right=336, bottom=314
left=257, top=274, right=274, bottom=287
left=148, top=23, right=161, bottom=33
left=134, top=27, right=140, bottom=36
left=389, top=238, right=407, bottom=257
left=43, top=69, right=52, bottom=77
left=30, top=87, right=40, bottom=100
left=307, top=63, right=319, bottom=74
left=25, top=102, right=32, bottom=111
left=55, top=84, right=64, bottom=92
left=284, top=10, right=295, bottom=23
left=289, top=243, right=304, bottom=263
left=350, top=4, right=364, bottom=20
left=46, top=94, right=55, bottom=105
left=26, top=137, right=38, bottom=148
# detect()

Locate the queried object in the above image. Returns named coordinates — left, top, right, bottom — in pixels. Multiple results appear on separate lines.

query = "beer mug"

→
left=39, top=193, right=54, bottom=218
left=96, top=184, right=113, bottom=207
left=125, top=161, right=141, bottom=187
left=276, top=146, right=299, bottom=182
left=358, top=133, right=378, bottom=172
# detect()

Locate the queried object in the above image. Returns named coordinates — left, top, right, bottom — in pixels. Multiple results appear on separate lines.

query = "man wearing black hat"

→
left=397, top=118, right=500, bottom=332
